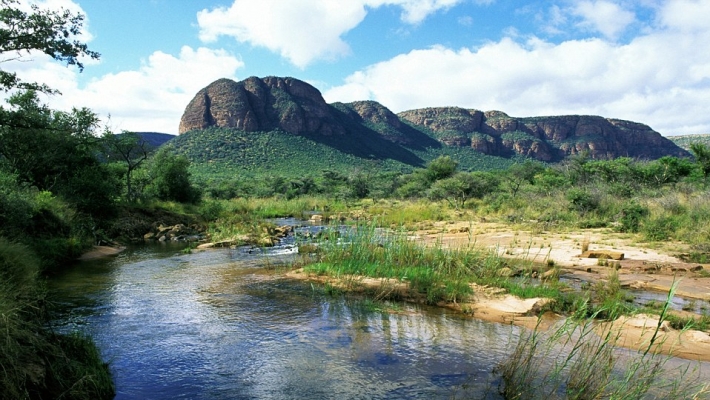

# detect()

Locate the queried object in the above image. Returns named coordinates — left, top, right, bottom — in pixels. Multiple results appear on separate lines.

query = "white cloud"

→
left=3, top=47, right=245, bottom=134
left=323, top=18, right=710, bottom=135
left=390, top=0, right=462, bottom=24
left=657, top=0, right=710, bottom=32
left=197, top=0, right=465, bottom=68
left=571, top=1, right=636, bottom=40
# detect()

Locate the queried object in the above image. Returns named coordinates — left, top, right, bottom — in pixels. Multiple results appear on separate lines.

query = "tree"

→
left=0, top=91, right=118, bottom=215
left=426, top=155, right=458, bottom=182
left=428, top=171, right=499, bottom=209
left=690, top=143, right=710, bottom=186
left=147, top=147, right=201, bottom=203
left=503, top=160, right=544, bottom=198
left=1, top=0, right=100, bottom=92
left=102, top=131, right=150, bottom=202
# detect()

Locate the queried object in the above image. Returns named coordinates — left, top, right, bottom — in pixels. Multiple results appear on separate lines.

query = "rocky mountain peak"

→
left=178, top=76, right=689, bottom=162
left=178, top=76, right=343, bottom=135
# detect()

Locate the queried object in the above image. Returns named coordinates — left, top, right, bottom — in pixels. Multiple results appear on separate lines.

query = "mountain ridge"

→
left=176, top=76, right=689, bottom=167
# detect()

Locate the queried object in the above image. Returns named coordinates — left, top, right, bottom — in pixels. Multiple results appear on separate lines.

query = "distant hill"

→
left=134, top=132, right=174, bottom=148
left=668, top=134, right=710, bottom=151
left=172, top=76, right=690, bottom=177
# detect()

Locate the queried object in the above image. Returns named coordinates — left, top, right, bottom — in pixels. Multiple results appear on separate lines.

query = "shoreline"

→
left=286, top=267, right=710, bottom=362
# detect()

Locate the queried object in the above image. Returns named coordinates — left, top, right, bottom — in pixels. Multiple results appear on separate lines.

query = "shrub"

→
left=643, top=216, right=679, bottom=241
left=618, top=202, right=649, bottom=233
left=566, top=188, right=599, bottom=213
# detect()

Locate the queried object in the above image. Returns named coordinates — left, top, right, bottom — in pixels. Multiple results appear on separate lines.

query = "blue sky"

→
left=4, top=0, right=710, bottom=135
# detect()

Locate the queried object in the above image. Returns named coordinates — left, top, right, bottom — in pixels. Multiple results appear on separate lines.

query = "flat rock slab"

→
left=78, top=245, right=125, bottom=261
left=579, top=250, right=624, bottom=260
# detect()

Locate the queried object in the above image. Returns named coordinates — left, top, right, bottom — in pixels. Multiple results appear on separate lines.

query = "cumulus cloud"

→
left=323, top=16, right=710, bottom=135
left=571, top=1, right=636, bottom=40
left=197, top=0, right=465, bottom=68
left=4, top=47, right=244, bottom=134
left=73, top=47, right=244, bottom=134
left=657, top=0, right=710, bottom=32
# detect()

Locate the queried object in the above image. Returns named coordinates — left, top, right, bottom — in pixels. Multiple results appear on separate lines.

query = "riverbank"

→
left=283, top=219, right=710, bottom=363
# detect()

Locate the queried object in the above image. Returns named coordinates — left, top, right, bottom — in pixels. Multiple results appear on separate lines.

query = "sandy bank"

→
left=78, top=245, right=125, bottom=261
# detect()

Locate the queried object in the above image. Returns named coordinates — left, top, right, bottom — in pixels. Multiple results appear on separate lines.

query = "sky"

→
left=3, top=0, right=710, bottom=136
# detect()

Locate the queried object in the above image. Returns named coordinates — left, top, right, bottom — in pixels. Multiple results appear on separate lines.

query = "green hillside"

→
left=167, top=126, right=514, bottom=179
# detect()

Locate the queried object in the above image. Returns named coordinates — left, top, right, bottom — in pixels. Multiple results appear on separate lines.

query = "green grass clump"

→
left=302, top=222, right=567, bottom=306
left=0, top=238, right=114, bottom=399
left=304, top=223, right=484, bottom=304
left=497, top=291, right=709, bottom=399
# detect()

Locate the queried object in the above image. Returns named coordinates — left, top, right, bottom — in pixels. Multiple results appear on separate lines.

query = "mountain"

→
left=134, top=132, right=174, bottom=148
left=668, top=134, right=710, bottom=151
left=174, top=76, right=689, bottom=175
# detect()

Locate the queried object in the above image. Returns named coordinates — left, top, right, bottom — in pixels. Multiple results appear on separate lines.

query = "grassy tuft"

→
left=0, top=238, right=114, bottom=399
left=496, top=292, right=709, bottom=399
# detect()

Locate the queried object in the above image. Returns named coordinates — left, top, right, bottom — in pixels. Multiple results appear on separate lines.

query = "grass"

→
left=301, top=222, right=570, bottom=307
left=496, top=284, right=709, bottom=399
left=0, top=238, right=114, bottom=399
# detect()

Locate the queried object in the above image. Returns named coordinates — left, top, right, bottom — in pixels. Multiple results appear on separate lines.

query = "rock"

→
left=398, top=107, right=688, bottom=161
left=579, top=250, right=624, bottom=260
left=78, top=245, right=125, bottom=261
left=541, top=269, right=558, bottom=280
left=179, top=76, right=345, bottom=136
left=177, top=76, right=689, bottom=163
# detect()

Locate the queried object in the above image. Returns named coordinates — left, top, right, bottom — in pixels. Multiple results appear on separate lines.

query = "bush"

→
left=566, top=188, right=599, bottom=213
left=618, top=202, right=650, bottom=233
left=643, top=215, right=679, bottom=241
left=148, top=148, right=201, bottom=203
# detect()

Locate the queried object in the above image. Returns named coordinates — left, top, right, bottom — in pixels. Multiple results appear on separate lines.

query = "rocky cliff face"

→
left=398, top=108, right=688, bottom=160
left=178, top=76, right=344, bottom=135
left=179, top=77, right=689, bottom=161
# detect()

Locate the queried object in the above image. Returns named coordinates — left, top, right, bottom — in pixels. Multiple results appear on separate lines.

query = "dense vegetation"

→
left=0, top=1, right=203, bottom=398
left=4, top=1, right=710, bottom=398
left=198, top=150, right=710, bottom=255
left=167, top=125, right=516, bottom=180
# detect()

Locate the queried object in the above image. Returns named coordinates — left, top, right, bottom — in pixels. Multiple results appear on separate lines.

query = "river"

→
left=49, top=240, right=518, bottom=399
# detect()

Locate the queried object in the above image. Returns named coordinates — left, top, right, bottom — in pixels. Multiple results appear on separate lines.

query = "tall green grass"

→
left=497, top=289, right=709, bottom=399
left=0, top=238, right=114, bottom=399
left=302, top=222, right=565, bottom=305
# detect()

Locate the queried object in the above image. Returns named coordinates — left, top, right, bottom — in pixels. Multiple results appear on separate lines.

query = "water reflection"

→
left=52, top=242, right=710, bottom=399
left=49, top=245, right=517, bottom=399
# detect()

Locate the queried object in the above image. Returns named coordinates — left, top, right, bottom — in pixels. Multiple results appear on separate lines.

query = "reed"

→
left=302, top=222, right=565, bottom=305
left=496, top=283, right=709, bottom=400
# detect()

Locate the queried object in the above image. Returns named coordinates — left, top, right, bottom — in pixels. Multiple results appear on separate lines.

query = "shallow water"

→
left=49, top=242, right=515, bottom=399
left=49, top=234, right=710, bottom=399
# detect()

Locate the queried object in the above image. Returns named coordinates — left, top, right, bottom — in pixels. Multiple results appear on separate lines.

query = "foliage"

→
left=690, top=142, right=710, bottom=185
left=147, top=147, right=201, bottom=203
left=565, top=188, right=599, bottom=214
left=0, top=0, right=100, bottom=92
left=102, top=131, right=151, bottom=202
left=0, top=3, right=116, bottom=398
left=425, top=155, right=458, bottom=181
left=617, top=202, right=649, bottom=233
left=428, top=171, right=499, bottom=209
left=503, top=160, right=545, bottom=197
left=0, top=238, right=114, bottom=399
left=0, top=91, right=119, bottom=216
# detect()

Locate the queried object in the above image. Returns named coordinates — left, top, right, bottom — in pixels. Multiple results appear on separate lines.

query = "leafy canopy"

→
left=0, top=0, right=99, bottom=92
